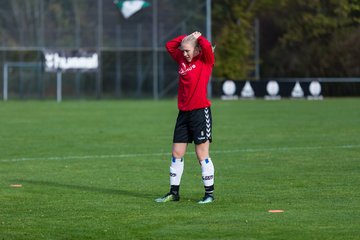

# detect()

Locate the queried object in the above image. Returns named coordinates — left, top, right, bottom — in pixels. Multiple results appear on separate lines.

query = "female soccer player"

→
left=155, top=31, right=215, bottom=204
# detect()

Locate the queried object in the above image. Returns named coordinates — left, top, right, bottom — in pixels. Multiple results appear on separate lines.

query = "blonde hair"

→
left=181, top=34, right=216, bottom=53
left=181, top=34, right=198, bottom=48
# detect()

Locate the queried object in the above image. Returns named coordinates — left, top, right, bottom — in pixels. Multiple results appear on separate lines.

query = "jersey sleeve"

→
left=197, top=36, right=215, bottom=65
left=166, top=35, right=186, bottom=63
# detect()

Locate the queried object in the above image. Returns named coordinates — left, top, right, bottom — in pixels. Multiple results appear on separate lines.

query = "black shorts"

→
left=173, top=107, right=212, bottom=145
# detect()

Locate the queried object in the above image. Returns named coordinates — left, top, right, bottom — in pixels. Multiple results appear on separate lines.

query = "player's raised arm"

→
left=193, top=32, right=214, bottom=65
left=166, top=35, right=186, bottom=63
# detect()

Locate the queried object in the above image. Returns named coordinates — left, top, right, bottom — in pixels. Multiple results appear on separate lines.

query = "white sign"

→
left=221, top=80, right=238, bottom=100
left=44, top=51, right=98, bottom=72
left=291, top=81, right=304, bottom=98
left=241, top=81, right=255, bottom=98
left=308, top=81, right=323, bottom=100
left=265, top=81, right=281, bottom=100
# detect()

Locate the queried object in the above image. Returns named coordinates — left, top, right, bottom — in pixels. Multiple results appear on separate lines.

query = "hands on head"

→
left=192, top=31, right=202, bottom=39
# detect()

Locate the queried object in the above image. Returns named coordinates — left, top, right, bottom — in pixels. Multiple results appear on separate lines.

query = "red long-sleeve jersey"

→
left=166, top=35, right=215, bottom=111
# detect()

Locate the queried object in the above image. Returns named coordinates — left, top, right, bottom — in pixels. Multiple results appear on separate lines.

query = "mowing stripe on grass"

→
left=1, top=144, right=359, bottom=163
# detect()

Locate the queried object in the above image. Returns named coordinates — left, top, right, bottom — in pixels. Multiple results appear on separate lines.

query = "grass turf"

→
left=0, top=98, right=359, bottom=239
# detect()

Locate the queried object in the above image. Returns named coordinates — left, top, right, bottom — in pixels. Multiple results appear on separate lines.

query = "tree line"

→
left=212, top=0, right=360, bottom=79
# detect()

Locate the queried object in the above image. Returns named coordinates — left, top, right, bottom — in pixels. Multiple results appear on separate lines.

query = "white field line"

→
left=1, top=144, right=359, bottom=163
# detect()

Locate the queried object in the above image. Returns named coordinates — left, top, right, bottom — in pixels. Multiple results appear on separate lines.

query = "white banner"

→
left=43, top=50, right=98, bottom=72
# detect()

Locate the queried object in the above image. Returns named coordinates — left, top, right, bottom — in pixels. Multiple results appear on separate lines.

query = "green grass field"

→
left=0, top=98, right=359, bottom=240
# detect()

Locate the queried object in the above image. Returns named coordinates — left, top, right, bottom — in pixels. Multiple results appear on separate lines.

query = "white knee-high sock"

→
left=170, top=157, right=184, bottom=186
left=200, top=158, right=214, bottom=194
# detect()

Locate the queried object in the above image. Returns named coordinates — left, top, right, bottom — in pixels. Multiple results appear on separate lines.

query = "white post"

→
left=56, top=70, right=62, bottom=103
left=3, top=63, right=8, bottom=101
left=206, top=0, right=212, bottom=45
left=152, top=0, right=158, bottom=100
left=96, top=0, right=103, bottom=99
left=206, top=0, right=212, bottom=98
left=255, top=18, right=260, bottom=80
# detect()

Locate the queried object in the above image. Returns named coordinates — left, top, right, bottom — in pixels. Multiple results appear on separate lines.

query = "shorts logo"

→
left=204, top=108, right=211, bottom=138
left=170, top=173, right=177, bottom=177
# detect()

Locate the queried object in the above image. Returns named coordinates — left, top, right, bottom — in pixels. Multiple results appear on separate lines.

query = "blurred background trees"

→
left=212, top=0, right=360, bottom=79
